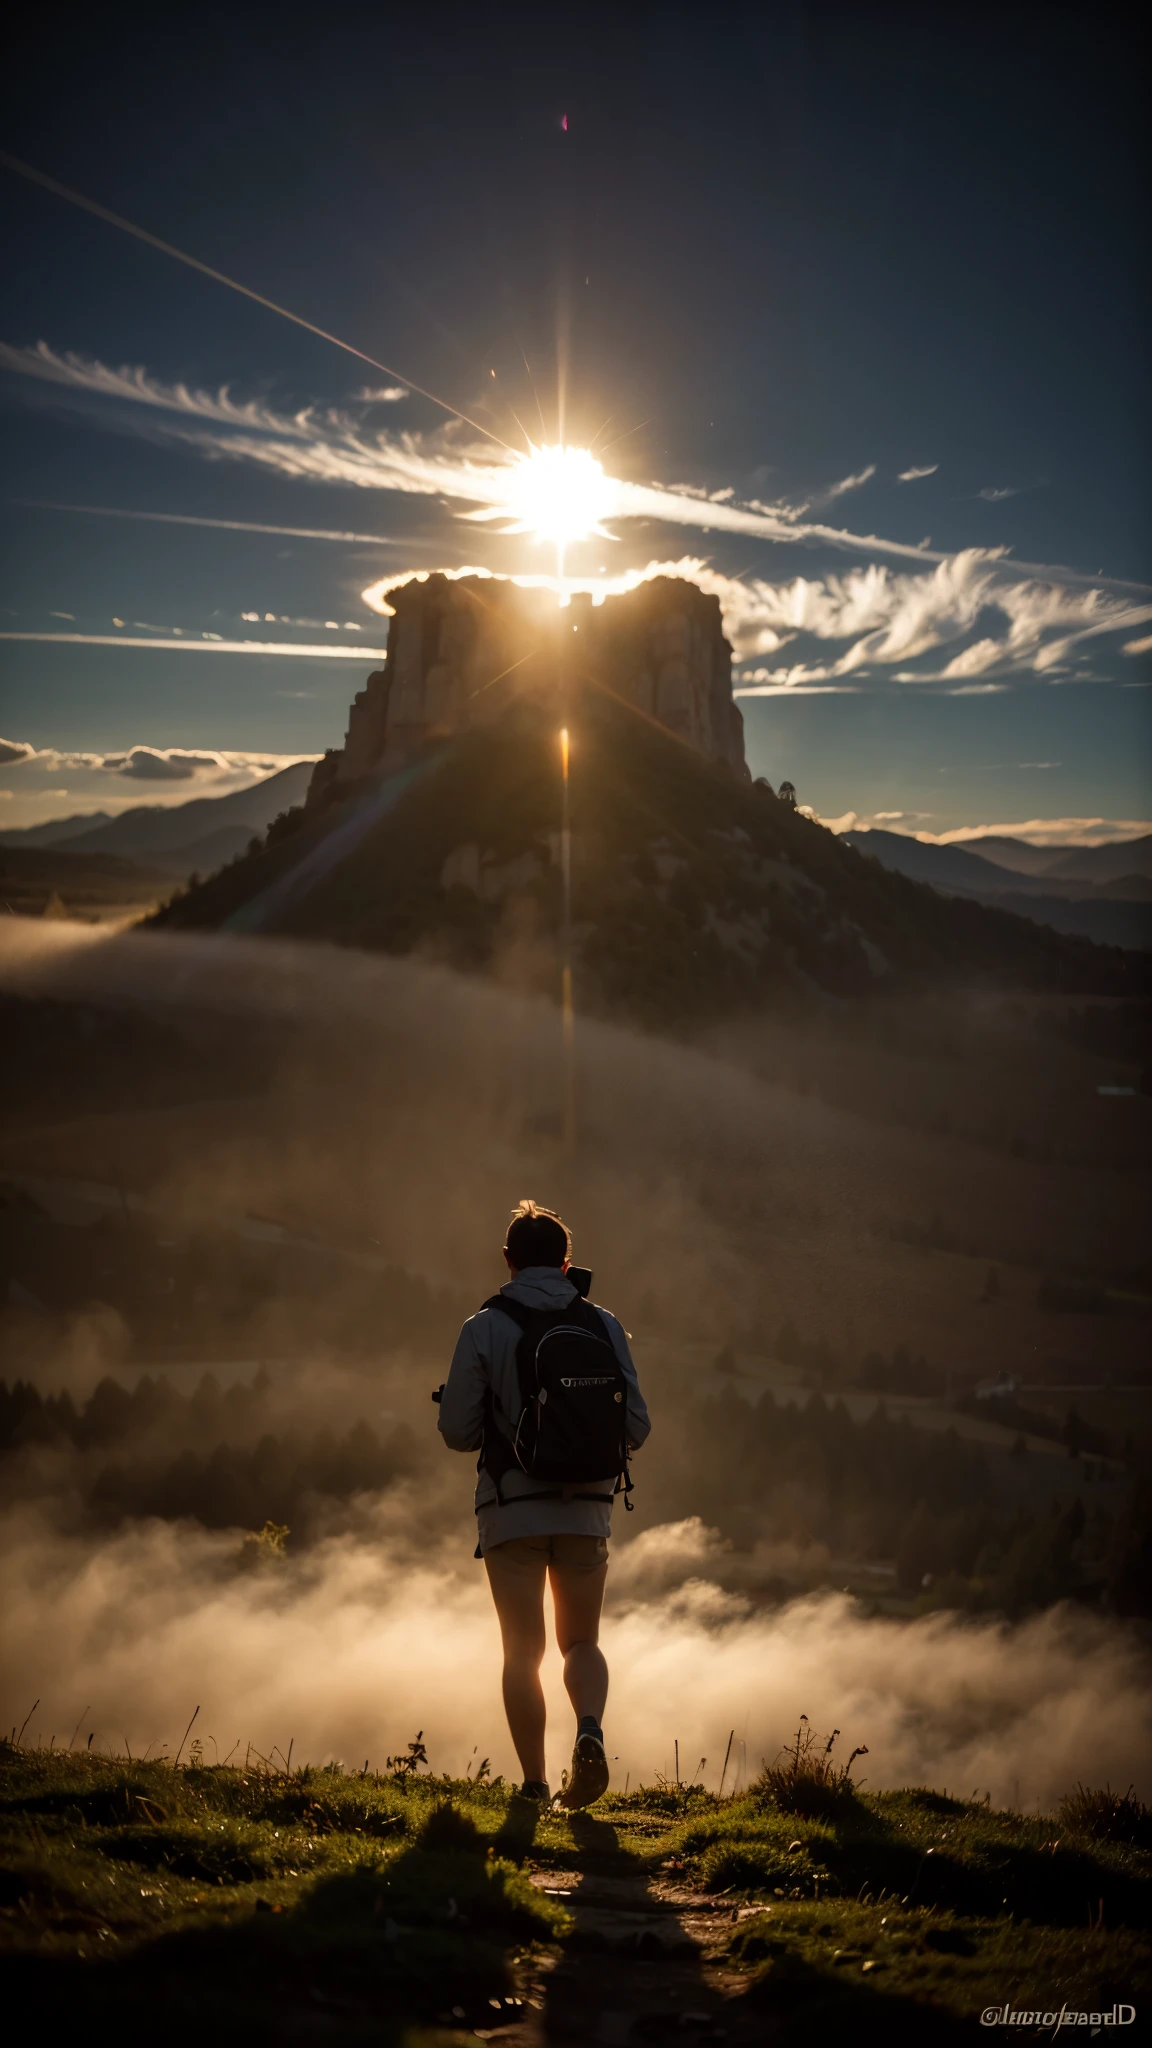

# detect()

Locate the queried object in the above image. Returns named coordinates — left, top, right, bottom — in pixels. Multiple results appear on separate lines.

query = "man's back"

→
left=437, top=1200, right=650, bottom=1810
left=438, top=1263, right=650, bottom=1556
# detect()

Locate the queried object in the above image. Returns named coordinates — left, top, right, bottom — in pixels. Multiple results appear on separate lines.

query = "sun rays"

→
left=464, top=442, right=618, bottom=579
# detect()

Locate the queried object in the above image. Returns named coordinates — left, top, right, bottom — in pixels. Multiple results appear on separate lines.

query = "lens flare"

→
left=499, top=444, right=616, bottom=548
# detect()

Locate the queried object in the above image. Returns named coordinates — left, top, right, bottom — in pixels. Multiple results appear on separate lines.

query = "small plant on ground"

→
left=757, top=1716, right=869, bottom=1818
left=385, top=1730, right=429, bottom=1779
left=1058, top=1783, right=1152, bottom=1848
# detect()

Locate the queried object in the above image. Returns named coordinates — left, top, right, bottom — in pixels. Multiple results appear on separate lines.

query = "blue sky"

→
left=1, top=6, right=1148, bottom=839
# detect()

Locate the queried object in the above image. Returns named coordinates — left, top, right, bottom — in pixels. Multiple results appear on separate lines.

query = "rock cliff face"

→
left=307, top=573, right=746, bottom=808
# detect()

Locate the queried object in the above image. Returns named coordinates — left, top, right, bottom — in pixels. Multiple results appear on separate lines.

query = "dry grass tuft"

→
left=756, top=1717, right=869, bottom=1819
left=1058, top=1783, right=1152, bottom=1848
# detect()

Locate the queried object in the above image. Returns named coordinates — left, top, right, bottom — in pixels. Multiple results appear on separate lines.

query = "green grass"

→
left=602, top=1775, right=1152, bottom=2032
left=0, top=1745, right=568, bottom=2043
left=2, top=1742, right=1149, bottom=2041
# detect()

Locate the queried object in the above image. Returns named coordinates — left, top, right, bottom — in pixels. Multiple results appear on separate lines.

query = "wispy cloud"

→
left=356, top=552, right=1152, bottom=691
left=728, top=680, right=860, bottom=696
left=977, top=485, right=1024, bottom=502
left=923, top=817, right=1152, bottom=849
left=712, top=553, right=1152, bottom=685
left=898, top=464, right=938, bottom=482
left=0, top=341, right=997, bottom=570
left=0, top=632, right=390, bottom=657
left=819, top=464, right=876, bottom=503
left=15, top=500, right=406, bottom=547
left=5, top=343, right=1148, bottom=683
left=820, top=808, right=928, bottom=832
left=356, top=385, right=409, bottom=403
left=1, top=741, right=316, bottom=782
left=0, top=340, right=316, bottom=435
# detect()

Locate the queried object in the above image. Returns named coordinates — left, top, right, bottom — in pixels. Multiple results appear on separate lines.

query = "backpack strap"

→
left=475, top=1294, right=533, bottom=1507
left=484, top=1291, right=614, bottom=1343
left=481, top=1291, right=529, bottom=1319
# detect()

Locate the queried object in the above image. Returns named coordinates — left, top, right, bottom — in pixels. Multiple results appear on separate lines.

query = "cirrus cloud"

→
left=0, top=340, right=1024, bottom=573
left=5, top=342, right=1149, bottom=688
left=356, top=552, right=1152, bottom=690
left=818, top=464, right=877, bottom=503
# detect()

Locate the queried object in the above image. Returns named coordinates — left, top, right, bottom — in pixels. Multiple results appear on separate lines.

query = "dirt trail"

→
left=495, top=1816, right=762, bottom=2047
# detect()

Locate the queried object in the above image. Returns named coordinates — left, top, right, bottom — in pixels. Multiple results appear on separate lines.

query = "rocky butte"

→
left=306, top=572, right=747, bottom=809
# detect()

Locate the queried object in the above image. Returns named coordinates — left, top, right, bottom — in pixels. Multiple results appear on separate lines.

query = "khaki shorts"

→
left=484, top=1533, right=608, bottom=1575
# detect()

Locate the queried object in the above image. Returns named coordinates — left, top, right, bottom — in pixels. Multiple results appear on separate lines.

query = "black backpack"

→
left=478, top=1292, right=635, bottom=1511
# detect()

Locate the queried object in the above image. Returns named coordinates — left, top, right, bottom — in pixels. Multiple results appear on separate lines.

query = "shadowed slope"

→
left=151, top=688, right=1147, bottom=1021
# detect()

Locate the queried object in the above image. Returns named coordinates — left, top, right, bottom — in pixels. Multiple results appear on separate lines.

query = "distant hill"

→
left=0, top=762, right=315, bottom=868
left=842, top=830, right=1017, bottom=892
left=1, top=809, right=115, bottom=849
left=844, top=828, right=1152, bottom=950
left=947, top=832, right=1152, bottom=883
left=150, top=688, right=1147, bottom=1016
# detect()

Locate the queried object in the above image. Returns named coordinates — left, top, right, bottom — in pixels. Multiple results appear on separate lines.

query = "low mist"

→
left=2, top=921, right=1149, bottom=1819
left=3, top=1503, right=1148, bottom=1813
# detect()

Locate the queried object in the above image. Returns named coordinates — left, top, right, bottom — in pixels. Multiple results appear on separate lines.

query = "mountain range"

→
left=843, top=829, right=1152, bottom=951
left=5, top=736, right=1148, bottom=966
left=0, top=762, right=314, bottom=875
left=148, top=686, right=1147, bottom=1016
left=939, top=833, right=1152, bottom=884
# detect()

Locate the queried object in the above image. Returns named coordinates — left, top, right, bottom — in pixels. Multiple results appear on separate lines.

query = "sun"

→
left=500, top=444, right=616, bottom=549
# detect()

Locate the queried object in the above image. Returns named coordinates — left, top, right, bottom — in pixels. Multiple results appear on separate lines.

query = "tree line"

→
left=655, top=1385, right=1149, bottom=1620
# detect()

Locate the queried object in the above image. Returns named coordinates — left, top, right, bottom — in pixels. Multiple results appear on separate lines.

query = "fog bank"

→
left=4, top=1505, right=1148, bottom=1812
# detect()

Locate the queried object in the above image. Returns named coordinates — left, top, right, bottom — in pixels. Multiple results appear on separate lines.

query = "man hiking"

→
left=438, top=1200, right=650, bottom=1808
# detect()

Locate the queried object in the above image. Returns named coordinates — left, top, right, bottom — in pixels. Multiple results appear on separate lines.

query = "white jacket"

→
left=438, top=1265, right=651, bottom=1553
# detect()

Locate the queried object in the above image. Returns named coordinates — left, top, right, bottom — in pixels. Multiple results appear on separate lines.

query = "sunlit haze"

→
left=485, top=443, right=616, bottom=565
left=0, top=25, right=1150, bottom=2030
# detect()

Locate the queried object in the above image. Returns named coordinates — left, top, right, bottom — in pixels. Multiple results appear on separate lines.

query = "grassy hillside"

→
left=3, top=1739, right=1148, bottom=2043
left=150, top=689, right=1148, bottom=1023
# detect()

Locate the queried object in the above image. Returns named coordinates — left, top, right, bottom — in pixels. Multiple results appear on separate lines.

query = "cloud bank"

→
left=822, top=812, right=1151, bottom=849
left=0, top=920, right=1149, bottom=1814
left=0, top=741, right=315, bottom=783
left=3, top=1504, right=1148, bottom=1812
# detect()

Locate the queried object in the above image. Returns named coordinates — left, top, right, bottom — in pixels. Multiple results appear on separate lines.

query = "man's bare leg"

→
left=551, top=1560, right=611, bottom=1806
left=484, top=1552, right=549, bottom=1785
left=550, top=1560, right=609, bottom=1723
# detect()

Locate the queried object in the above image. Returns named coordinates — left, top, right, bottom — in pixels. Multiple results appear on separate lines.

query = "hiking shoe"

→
left=519, top=1780, right=551, bottom=1802
left=557, top=1726, right=609, bottom=1810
